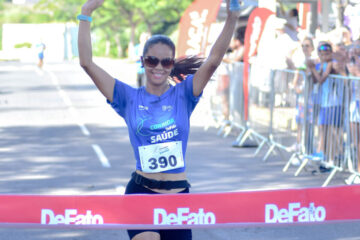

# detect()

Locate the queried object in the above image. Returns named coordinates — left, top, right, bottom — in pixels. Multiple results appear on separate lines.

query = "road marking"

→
left=68, top=107, right=91, bottom=136
left=40, top=68, right=110, bottom=168
left=46, top=70, right=90, bottom=136
left=115, top=185, right=126, bottom=195
left=92, top=144, right=111, bottom=168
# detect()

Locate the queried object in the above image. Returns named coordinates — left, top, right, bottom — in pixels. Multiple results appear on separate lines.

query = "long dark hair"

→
left=143, top=35, right=204, bottom=82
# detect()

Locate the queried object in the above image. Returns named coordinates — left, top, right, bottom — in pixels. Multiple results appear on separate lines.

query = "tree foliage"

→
left=1, top=0, right=194, bottom=57
left=35, top=0, right=83, bottom=22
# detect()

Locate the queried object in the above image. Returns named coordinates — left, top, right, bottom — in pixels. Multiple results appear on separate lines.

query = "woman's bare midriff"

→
left=136, top=170, right=187, bottom=194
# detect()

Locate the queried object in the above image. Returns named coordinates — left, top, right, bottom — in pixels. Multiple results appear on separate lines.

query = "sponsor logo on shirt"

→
left=150, top=118, right=175, bottom=130
left=150, top=129, right=179, bottom=144
left=136, top=117, right=151, bottom=136
left=162, top=105, right=173, bottom=112
left=138, top=105, right=149, bottom=111
left=136, top=117, right=179, bottom=143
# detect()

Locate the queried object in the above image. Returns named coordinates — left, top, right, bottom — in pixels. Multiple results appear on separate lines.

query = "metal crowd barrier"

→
left=282, top=74, right=360, bottom=186
left=201, top=71, right=224, bottom=131
left=209, top=64, right=306, bottom=160
left=262, top=69, right=307, bottom=162
left=206, top=62, right=360, bottom=186
left=235, top=68, right=307, bottom=162
left=214, top=62, right=270, bottom=153
left=226, top=62, right=246, bottom=138
left=205, top=62, right=247, bottom=138
left=346, top=76, right=360, bottom=184
left=203, top=63, right=230, bottom=132
left=230, top=63, right=272, bottom=154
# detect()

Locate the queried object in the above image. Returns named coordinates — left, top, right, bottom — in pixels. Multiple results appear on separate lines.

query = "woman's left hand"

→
left=226, top=0, right=241, bottom=18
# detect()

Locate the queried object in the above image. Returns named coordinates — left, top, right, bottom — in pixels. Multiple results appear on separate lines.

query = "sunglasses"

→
left=142, top=56, right=175, bottom=69
left=318, top=45, right=332, bottom=52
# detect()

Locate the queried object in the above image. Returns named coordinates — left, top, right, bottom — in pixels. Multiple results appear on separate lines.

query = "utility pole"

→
left=310, top=1, right=318, bottom=35
left=258, top=0, right=276, bottom=12
left=321, top=0, right=331, bottom=32
left=335, top=0, right=348, bottom=28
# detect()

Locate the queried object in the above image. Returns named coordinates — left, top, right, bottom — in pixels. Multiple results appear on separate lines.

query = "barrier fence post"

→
left=344, top=76, right=360, bottom=184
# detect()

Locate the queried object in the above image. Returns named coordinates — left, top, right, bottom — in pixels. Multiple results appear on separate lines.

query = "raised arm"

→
left=78, top=0, right=115, bottom=102
left=309, top=62, right=333, bottom=84
left=193, top=0, right=240, bottom=96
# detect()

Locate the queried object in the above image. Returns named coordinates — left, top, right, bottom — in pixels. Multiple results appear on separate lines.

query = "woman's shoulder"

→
left=174, top=74, right=194, bottom=86
left=113, top=78, right=139, bottom=98
left=114, top=78, right=137, bottom=89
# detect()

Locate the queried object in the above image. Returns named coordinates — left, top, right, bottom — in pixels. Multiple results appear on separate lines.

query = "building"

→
left=12, top=0, right=39, bottom=5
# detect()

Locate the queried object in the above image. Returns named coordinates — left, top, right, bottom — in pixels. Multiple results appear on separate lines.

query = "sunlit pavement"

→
left=0, top=60, right=359, bottom=239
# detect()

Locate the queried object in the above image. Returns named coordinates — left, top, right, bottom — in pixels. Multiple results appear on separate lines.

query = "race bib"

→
left=138, top=141, right=184, bottom=173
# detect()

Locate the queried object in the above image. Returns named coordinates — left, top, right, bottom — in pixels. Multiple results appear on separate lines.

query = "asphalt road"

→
left=0, top=60, right=359, bottom=240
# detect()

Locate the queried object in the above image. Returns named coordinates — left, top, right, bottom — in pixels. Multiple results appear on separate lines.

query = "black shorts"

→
left=125, top=177, right=192, bottom=240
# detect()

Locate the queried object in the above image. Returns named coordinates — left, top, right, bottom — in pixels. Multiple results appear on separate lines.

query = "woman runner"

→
left=77, top=0, right=241, bottom=239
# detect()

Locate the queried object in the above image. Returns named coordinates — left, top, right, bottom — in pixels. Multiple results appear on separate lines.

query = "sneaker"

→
left=345, top=175, right=356, bottom=185
left=334, top=155, right=344, bottom=167
left=319, top=165, right=331, bottom=173
left=310, top=152, right=324, bottom=161
left=288, top=143, right=300, bottom=152
left=288, top=144, right=296, bottom=151
left=354, top=176, right=360, bottom=184
left=311, top=169, right=319, bottom=175
left=291, top=158, right=301, bottom=166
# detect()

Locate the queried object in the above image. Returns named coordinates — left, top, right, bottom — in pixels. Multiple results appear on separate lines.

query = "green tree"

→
left=96, top=0, right=141, bottom=57
left=35, top=0, right=83, bottom=22
left=34, top=0, right=194, bottom=58
left=0, top=1, right=52, bottom=24
left=136, top=0, right=193, bottom=35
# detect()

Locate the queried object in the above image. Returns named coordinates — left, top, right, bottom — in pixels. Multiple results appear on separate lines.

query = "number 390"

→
left=148, top=155, right=177, bottom=170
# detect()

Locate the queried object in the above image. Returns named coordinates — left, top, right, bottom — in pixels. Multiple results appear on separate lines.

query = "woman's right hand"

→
left=82, top=0, right=104, bottom=15
left=306, top=59, right=315, bottom=69
left=347, top=49, right=360, bottom=77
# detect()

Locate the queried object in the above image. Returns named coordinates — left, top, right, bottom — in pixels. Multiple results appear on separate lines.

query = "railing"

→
left=205, top=62, right=360, bottom=186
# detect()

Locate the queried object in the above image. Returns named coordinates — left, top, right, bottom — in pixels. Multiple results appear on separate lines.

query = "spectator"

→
left=332, top=41, right=348, bottom=76
left=279, top=4, right=299, bottom=41
left=272, top=19, right=299, bottom=70
left=272, top=19, right=299, bottom=107
left=36, top=41, right=46, bottom=69
left=134, top=32, right=151, bottom=87
left=284, top=8, right=299, bottom=41
left=346, top=43, right=360, bottom=179
left=342, top=26, right=353, bottom=47
left=223, top=34, right=244, bottom=63
left=216, top=35, right=244, bottom=122
left=308, top=42, right=344, bottom=166
left=290, top=37, right=316, bottom=156
left=292, top=37, right=318, bottom=71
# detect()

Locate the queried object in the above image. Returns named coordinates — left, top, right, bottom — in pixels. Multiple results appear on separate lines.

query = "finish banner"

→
left=176, top=0, right=222, bottom=57
left=1, top=185, right=360, bottom=229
